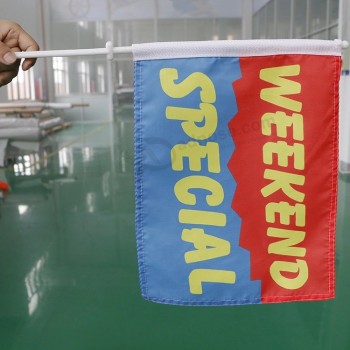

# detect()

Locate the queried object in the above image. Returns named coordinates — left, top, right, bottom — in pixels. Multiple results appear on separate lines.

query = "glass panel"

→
left=329, top=0, right=339, bottom=25
left=309, top=30, right=327, bottom=39
left=53, top=57, right=70, bottom=96
left=6, top=69, right=35, bottom=101
left=266, top=0, right=275, bottom=38
left=293, top=0, right=307, bottom=37
left=253, top=2, right=276, bottom=39
left=329, top=25, right=339, bottom=40
left=78, top=60, right=91, bottom=94
left=310, top=0, right=327, bottom=32
left=158, top=18, right=187, bottom=41
left=252, top=10, right=259, bottom=38
left=276, top=0, right=291, bottom=38
left=97, top=65, right=106, bottom=94
left=216, top=18, right=242, bottom=40
left=253, top=7, right=267, bottom=39
left=128, top=20, right=155, bottom=45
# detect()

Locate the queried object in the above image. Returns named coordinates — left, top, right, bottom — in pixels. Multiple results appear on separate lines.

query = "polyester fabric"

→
left=133, top=40, right=342, bottom=306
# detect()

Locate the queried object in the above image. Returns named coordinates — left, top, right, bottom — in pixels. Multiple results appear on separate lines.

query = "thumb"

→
left=0, top=41, right=18, bottom=65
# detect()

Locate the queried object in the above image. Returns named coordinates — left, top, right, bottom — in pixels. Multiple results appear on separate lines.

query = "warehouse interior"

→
left=0, top=1, right=349, bottom=349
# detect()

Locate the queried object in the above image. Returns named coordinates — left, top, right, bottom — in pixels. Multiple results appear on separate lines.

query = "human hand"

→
left=0, top=20, right=39, bottom=87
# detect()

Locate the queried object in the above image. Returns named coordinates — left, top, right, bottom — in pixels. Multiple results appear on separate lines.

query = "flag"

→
left=133, top=40, right=342, bottom=305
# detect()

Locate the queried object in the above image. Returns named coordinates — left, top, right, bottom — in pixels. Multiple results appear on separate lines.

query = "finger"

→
left=15, top=25, right=39, bottom=71
left=4, top=46, right=34, bottom=71
left=16, top=25, right=40, bottom=52
left=0, top=41, right=18, bottom=65
left=0, top=70, right=18, bottom=87
left=22, top=57, right=37, bottom=71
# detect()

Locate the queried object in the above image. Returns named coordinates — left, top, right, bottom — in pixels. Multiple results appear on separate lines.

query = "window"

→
left=78, top=60, right=91, bottom=94
left=7, top=69, right=35, bottom=101
left=96, top=22, right=104, bottom=39
left=97, top=65, right=106, bottom=93
left=329, top=0, right=339, bottom=25
left=293, top=0, right=307, bottom=37
left=53, top=57, right=69, bottom=96
left=253, top=0, right=339, bottom=40
left=310, top=0, right=327, bottom=32
left=276, top=0, right=291, bottom=38
left=329, top=25, right=338, bottom=40
left=253, top=7, right=267, bottom=39
left=265, top=0, right=275, bottom=38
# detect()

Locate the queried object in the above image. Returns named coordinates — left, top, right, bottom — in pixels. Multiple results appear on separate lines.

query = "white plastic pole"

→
left=14, top=40, right=349, bottom=60
left=15, top=42, right=132, bottom=59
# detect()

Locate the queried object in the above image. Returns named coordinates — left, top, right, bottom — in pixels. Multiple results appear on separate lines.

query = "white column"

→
left=242, top=0, right=253, bottom=39
left=339, top=0, right=350, bottom=173
left=106, top=0, right=114, bottom=122
left=154, top=0, right=159, bottom=42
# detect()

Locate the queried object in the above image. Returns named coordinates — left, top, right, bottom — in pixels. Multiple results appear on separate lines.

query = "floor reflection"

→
left=25, top=253, right=49, bottom=317
left=0, top=115, right=349, bottom=350
left=0, top=120, right=135, bottom=347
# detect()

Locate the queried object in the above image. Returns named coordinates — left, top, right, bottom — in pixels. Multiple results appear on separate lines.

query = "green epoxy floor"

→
left=0, top=109, right=349, bottom=350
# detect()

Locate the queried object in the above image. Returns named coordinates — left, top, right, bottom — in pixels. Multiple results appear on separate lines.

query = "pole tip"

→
left=335, top=39, right=349, bottom=49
